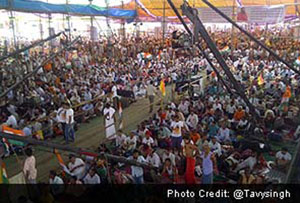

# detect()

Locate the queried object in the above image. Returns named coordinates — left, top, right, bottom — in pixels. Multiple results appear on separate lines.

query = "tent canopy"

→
left=121, top=0, right=299, bottom=18
left=0, top=0, right=137, bottom=18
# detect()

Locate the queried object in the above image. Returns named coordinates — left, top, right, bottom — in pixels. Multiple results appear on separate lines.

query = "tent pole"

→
left=89, top=0, right=94, bottom=41
left=230, top=0, right=235, bottom=59
left=8, top=0, right=17, bottom=50
left=66, top=0, right=71, bottom=41
left=39, top=15, right=43, bottom=40
left=121, top=0, right=126, bottom=43
left=0, top=132, right=157, bottom=170
left=162, top=0, right=166, bottom=47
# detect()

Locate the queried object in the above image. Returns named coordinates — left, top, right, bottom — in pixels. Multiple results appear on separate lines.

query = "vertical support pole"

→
left=162, top=0, right=166, bottom=47
left=231, top=0, right=236, bottom=59
left=8, top=0, right=17, bottom=50
left=121, top=0, right=126, bottom=43
left=89, top=0, right=94, bottom=41
left=66, top=0, right=71, bottom=40
left=39, top=15, right=43, bottom=40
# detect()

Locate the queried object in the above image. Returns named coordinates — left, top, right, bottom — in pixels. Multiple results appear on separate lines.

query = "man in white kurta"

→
left=103, top=103, right=116, bottom=139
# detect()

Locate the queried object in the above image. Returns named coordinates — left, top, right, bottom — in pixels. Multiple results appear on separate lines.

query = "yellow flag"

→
left=160, top=79, right=166, bottom=97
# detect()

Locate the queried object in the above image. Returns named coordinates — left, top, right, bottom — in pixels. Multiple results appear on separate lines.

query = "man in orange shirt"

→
left=233, top=106, right=245, bottom=121
left=190, top=129, right=201, bottom=145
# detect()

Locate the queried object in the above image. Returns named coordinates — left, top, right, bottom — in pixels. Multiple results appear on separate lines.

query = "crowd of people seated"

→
left=1, top=25, right=300, bottom=189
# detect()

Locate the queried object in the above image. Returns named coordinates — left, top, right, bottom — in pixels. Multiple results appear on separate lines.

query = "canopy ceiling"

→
left=121, top=0, right=299, bottom=18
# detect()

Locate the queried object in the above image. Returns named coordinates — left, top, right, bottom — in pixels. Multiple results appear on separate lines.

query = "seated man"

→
left=275, top=147, right=292, bottom=172
left=123, top=132, right=137, bottom=156
left=68, top=154, right=86, bottom=180
left=209, top=136, right=222, bottom=158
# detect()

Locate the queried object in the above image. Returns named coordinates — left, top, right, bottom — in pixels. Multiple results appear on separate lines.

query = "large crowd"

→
left=1, top=25, right=300, bottom=191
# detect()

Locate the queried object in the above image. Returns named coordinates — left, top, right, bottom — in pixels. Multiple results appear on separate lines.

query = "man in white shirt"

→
left=186, top=111, right=199, bottom=130
left=68, top=154, right=86, bottom=180
left=209, top=137, right=222, bottom=157
left=103, top=103, right=116, bottom=139
left=217, top=124, right=231, bottom=143
left=111, top=81, right=119, bottom=109
left=130, top=150, right=147, bottom=184
left=146, top=150, right=161, bottom=168
left=83, top=168, right=101, bottom=184
left=170, top=115, right=187, bottom=150
left=275, top=147, right=292, bottom=172
left=142, top=132, right=155, bottom=148
left=49, top=170, right=64, bottom=195
left=6, top=114, right=17, bottom=128
left=162, top=148, right=176, bottom=166
left=115, top=130, right=127, bottom=147
left=23, top=148, right=37, bottom=184
left=64, top=103, right=75, bottom=144
left=124, top=132, right=137, bottom=154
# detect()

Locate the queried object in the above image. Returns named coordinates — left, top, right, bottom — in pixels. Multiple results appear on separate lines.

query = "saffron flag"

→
left=160, top=79, right=166, bottom=97
left=295, top=56, right=300, bottom=66
left=54, top=149, right=72, bottom=176
left=220, top=46, right=230, bottom=54
left=257, top=72, right=264, bottom=86
left=0, top=161, right=9, bottom=184
left=283, top=85, right=292, bottom=99
left=118, top=101, right=123, bottom=129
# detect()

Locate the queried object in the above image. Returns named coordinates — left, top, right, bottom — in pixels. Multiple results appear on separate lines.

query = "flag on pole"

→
left=220, top=46, right=230, bottom=54
left=283, top=85, right=292, bottom=99
left=257, top=72, right=264, bottom=86
left=54, top=149, right=72, bottom=176
left=0, top=161, right=9, bottom=184
left=160, top=79, right=166, bottom=97
left=295, top=56, right=300, bottom=66
left=118, top=101, right=123, bottom=129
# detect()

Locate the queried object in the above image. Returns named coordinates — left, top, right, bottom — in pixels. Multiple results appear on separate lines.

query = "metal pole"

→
left=202, top=0, right=300, bottom=76
left=121, top=0, right=126, bottom=42
left=0, top=36, right=80, bottom=99
left=39, top=15, right=43, bottom=40
left=162, top=0, right=166, bottom=46
left=89, top=0, right=94, bottom=41
left=66, top=0, right=71, bottom=40
left=230, top=0, right=235, bottom=59
left=0, top=132, right=156, bottom=169
left=8, top=0, right=17, bottom=50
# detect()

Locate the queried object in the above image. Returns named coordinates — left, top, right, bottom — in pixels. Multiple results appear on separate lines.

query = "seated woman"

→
left=161, top=158, right=178, bottom=184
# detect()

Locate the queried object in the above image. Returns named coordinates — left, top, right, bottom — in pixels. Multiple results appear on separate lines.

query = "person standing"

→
left=64, top=103, right=75, bottom=144
left=130, top=150, right=146, bottom=184
left=183, top=136, right=198, bottom=184
left=23, top=148, right=37, bottom=184
left=201, top=143, right=217, bottom=184
left=146, top=81, right=156, bottom=113
left=111, top=81, right=119, bottom=110
left=103, top=103, right=116, bottom=139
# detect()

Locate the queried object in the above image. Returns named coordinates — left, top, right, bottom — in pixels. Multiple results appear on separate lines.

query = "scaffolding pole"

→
left=89, top=0, right=94, bottom=41
left=162, top=0, right=166, bottom=46
left=0, top=132, right=156, bottom=169
left=8, top=0, right=17, bottom=50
